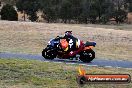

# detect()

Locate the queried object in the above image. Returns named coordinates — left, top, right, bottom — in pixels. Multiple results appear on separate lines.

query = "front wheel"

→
left=79, top=49, right=95, bottom=63
left=42, top=47, right=57, bottom=60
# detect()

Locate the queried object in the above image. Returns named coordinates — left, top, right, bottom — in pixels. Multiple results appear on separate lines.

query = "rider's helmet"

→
left=60, top=39, right=69, bottom=51
left=64, top=31, right=72, bottom=36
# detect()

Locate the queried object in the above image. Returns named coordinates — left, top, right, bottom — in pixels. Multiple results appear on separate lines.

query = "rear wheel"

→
left=79, top=49, right=95, bottom=63
left=42, top=47, right=57, bottom=60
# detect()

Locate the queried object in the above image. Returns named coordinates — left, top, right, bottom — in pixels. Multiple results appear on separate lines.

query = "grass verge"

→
left=0, top=58, right=132, bottom=88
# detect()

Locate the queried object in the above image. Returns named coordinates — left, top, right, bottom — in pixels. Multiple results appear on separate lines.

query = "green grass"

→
left=0, top=58, right=132, bottom=88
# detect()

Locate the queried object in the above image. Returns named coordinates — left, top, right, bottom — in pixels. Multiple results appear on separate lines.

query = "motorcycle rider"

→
left=60, top=31, right=84, bottom=58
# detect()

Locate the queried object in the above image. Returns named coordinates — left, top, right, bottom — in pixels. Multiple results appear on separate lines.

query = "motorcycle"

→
left=42, top=36, right=96, bottom=63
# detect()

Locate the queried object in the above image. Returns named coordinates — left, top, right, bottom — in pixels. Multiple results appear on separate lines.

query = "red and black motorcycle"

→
left=42, top=36, right=96, bottom=63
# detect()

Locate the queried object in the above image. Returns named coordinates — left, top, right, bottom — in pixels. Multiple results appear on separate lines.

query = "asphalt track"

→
left=0, top=52, right=132, bottom=68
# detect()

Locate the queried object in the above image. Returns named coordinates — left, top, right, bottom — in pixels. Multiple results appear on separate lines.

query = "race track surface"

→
left=0, top=52, right=132, bottom=68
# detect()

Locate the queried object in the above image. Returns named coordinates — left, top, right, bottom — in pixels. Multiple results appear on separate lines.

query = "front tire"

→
left=42, top=47, right=57, bottom=60
left=79, top=49, right=95, bottom=63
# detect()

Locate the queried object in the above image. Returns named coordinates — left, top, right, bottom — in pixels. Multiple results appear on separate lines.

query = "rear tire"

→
left=79, top=49, right=95, bottom=63
left=42, top=47, right=56, bottom=60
